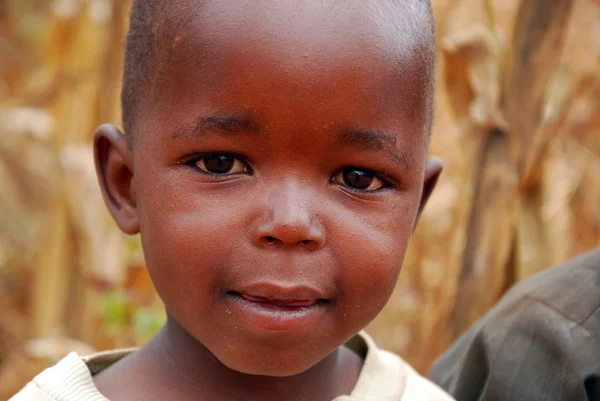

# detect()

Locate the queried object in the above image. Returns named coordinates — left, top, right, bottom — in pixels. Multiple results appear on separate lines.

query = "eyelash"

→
left=330, top=167, right=395, bottom=193
left=183, top=153, right=396, bottom=192
left=184, top=153, right=253, bottom=178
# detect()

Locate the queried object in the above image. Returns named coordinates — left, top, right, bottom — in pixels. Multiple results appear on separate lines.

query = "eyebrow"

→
left=172, top=115, right=261, bottom=140
left=172, top=116, right=412, bottom=167
left=337, top=127, right=412, bottom=168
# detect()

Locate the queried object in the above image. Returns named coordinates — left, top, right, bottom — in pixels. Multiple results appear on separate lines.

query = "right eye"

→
left=188, top=154, right=251, bottom=176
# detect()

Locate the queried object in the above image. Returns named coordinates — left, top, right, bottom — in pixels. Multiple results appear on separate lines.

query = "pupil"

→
left=204, top=154, right=235, bottom=174
left=343, top=169, right=374, bottom=189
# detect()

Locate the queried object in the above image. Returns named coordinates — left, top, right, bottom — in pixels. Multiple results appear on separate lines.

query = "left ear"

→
left=414, top=156, right=443, bottom=229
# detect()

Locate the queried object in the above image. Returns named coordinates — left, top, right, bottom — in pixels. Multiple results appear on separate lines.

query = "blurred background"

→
left=1, top=0, right=599, bottom=397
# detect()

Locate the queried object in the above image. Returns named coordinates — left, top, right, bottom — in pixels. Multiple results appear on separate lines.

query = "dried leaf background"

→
left=0, top=0, right=599, bottom=395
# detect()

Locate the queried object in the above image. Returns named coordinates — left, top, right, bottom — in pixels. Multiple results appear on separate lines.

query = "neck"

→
left=141, top=316, right=361, bottom=401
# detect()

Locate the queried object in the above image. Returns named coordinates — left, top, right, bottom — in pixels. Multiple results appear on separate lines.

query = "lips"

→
left=225, top=283, right=329, bottom=331
left=231, top=282, right=328, bottom=302
left=239, top=293, right=319, bottom=308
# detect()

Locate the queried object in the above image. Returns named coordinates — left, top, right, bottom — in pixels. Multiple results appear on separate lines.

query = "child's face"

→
left=97, top=0, right=440, bottom=377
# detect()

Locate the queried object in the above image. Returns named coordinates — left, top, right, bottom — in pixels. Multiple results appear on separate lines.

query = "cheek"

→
left=331, top=199, right=415, bottom=323
left=135, top=172, right=247, bottom=309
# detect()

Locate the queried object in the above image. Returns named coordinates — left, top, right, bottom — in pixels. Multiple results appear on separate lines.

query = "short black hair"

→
left=121, top=0, right=436, bottom=138
left=121, top=0, right=191, bottom=137
left=121, top=0, right=155, bottom=137
left=121, top=0, right=165, bottom=136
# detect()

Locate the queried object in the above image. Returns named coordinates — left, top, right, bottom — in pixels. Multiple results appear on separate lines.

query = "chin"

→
left=237, top=366, right=309, bottom=377
left=217, top=348, right=321, bottom=377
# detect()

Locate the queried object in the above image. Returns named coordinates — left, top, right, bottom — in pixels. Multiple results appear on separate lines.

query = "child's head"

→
left=95, top=0, right=440, bottom=377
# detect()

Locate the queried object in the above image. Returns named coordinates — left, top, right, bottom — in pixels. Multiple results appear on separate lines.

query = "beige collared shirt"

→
left=11, top=332, right=453, bottom=401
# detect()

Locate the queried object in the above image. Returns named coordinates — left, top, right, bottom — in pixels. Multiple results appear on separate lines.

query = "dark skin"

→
left=93, top=1, right=441, bottom=400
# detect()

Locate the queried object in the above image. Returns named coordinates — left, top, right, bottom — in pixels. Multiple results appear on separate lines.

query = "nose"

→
left=252, top=183, right=325, bottom=251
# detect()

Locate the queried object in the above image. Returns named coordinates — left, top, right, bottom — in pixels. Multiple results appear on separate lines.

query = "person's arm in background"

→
left=430, top=249, right=600, bottom=401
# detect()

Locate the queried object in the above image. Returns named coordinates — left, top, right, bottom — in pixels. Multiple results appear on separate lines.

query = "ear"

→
left=414, top=156, right=443, bottom=230
left=94, top=124, right=140, bottom=235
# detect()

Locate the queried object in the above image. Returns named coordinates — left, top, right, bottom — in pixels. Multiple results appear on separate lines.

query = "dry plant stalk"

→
left=370, top=0, right=600, bottom=372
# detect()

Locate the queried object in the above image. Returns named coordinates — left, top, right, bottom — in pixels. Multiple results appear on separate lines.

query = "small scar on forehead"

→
left=173, top=35, right=184, bottom=49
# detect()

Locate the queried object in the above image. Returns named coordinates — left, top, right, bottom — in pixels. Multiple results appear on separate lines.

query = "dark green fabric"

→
left=431, top=248, right=600, bottom=401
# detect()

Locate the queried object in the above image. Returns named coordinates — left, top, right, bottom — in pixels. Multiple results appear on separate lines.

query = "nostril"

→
left=300, top=240, right=310, bottom=246
left=266, top=236, right=277, bottom=244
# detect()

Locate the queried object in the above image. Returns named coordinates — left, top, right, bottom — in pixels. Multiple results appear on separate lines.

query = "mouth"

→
left=232, top=293, right=324, bottom=309
left=225, top=284, right=330, bottom=332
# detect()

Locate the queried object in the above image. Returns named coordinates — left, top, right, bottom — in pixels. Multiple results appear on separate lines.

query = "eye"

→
left=331, top=167, right=388, bottom=192
left=190, top=154, right=250, bottom=175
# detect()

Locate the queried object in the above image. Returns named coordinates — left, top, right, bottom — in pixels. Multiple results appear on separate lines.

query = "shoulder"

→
left=431, top=248, right=600, bottom=401
left=9, top=352, right=107, bottom=401
left=503, top=247, right=600, bottom=325
left=458, top=247, right=600, bottom=344
left=399, top=358, right=456, bottom=401
left=478, top=247, right=600, bottom=351
left=9, top=349, right=134, bottom=401
left=351, top=332, right=455, bottom=401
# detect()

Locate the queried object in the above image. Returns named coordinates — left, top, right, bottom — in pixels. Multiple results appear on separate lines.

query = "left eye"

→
left=192, top=154, right=249, bottom=175
left=331, top=168, right=387, bottom=191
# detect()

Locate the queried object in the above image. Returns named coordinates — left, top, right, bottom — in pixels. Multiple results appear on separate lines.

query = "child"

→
left=12, top=0, right=452, bottom=400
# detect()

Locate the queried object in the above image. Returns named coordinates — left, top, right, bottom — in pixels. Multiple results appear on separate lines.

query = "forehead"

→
left=192, top=0, right=426, bottom=57
left=142, top=0, right=431, bottom=144
left=164, top=0, right=429, bottom=52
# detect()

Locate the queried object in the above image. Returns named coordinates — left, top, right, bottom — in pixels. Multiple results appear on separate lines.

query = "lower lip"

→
left=227, top=293, right=327, bottom=332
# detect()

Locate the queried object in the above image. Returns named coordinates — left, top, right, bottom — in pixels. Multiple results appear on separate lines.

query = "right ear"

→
left=94, top=124, right=140, bottom=235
